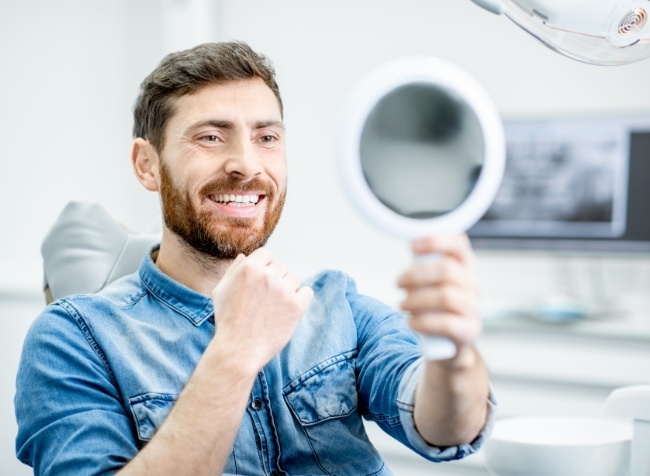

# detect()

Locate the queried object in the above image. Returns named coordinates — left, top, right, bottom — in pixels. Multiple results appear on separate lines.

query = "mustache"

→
left=200, top=176, right=274, bottom=196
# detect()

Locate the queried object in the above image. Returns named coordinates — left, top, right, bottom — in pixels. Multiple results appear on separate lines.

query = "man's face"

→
left=157, top=78, right=287, bottom=259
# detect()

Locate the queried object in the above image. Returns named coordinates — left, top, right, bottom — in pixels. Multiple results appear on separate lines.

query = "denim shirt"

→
left=15, top=251, right=496, bottom=476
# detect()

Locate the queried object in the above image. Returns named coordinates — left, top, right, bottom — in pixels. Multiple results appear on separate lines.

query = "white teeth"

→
left=212, top=194, right=260, bottom=206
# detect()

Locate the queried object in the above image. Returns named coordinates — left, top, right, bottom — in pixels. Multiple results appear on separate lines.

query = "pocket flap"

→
left=129, top=392, right=178, bottom=441
left=284, top=354, right=358, bottom=425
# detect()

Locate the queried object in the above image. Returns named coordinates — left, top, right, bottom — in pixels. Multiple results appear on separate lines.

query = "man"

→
left=15, top=41, right=495, bottom=475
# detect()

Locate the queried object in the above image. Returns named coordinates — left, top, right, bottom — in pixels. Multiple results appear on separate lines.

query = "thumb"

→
left=296, top=285, right=314, bottom=311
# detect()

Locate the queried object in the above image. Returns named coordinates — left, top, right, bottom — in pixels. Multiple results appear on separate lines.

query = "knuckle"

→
left=436, top=317, right=455, bottom=336
left=438, top=259, right=454, bottom=280
left=239, top=259, right=257, bottom=278
left=439, top=287, right=455, bottom=309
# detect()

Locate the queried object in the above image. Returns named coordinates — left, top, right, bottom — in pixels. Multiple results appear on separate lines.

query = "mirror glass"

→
left=338, top=56, right=505, bottom=239
left=359, top=83, right=485, bottom=219
left=338, top=57, right=505, bottom=360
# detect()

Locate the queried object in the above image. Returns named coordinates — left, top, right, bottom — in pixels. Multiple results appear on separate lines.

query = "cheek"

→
left=161, top=168, right=194, bottom=202
left=171, top=165, right=207, bottom=197
left=268, top=159, right=288, bottom=192
left=276, top=171, right=288, bottom=192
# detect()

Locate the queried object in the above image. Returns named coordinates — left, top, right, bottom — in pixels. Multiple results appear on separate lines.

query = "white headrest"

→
left=42, top=201, right=161, bottom=302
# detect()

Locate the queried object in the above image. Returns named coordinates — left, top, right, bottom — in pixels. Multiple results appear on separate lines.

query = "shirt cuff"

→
left=397, top=357, right=498, bottom=461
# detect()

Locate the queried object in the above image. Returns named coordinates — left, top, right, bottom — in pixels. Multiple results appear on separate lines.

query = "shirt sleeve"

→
left=15, top=301, right=138, bottom=475
left=346, top=274, right=497, bottom=462
left=397, top=358, right=498, bottom=461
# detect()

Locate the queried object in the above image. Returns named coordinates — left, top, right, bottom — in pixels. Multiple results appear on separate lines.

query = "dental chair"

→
left=42, top=201, right=161, bottom=304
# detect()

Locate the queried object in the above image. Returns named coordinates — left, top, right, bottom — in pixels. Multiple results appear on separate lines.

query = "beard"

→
left=159, top=160, right=286, bottom=260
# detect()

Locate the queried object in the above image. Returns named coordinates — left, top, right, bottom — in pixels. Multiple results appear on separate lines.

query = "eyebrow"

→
left=188, top=119, right=285, bottom=133
left=256, top=120, right=285, bottom=131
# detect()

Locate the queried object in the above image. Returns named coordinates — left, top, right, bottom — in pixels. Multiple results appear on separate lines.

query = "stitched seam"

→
left=369, top=413, right=401, bottom=426
left=366, top=462, right=386, bottom=476
left=140, top=277, right=210, bottom=325
left=282, top=349, right=356, bottom=394
left=57, top=300, right=120, bottom=389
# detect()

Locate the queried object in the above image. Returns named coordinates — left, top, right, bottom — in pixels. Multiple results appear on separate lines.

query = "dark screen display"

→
left=469, top=119, right=650, bottom=253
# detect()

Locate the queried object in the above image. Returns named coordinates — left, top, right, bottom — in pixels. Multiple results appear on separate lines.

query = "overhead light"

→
left=472, top=0, right=650, bottom=65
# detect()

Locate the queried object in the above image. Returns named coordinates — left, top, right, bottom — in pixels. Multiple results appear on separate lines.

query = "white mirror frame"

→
left=338, top=56, right=506, bottom=239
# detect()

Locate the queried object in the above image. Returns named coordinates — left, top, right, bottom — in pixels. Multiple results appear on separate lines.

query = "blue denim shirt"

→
left=15, top=250, right=496, bottom=475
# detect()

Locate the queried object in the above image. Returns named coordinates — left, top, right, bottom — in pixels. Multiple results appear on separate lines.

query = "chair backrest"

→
left=42, top=201, right=161, bottom=304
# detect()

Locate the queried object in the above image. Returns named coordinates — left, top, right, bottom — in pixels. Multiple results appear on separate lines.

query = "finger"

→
left=408, top=311, right=482, bottom=345
left=411, top=233, right=475, bottom=266
left=244, top=246, right=275, bottom=266
left=400, top=285, right=479, bottom=317
left=397, top=256, right=479, bottom=291
left=267, top=260, right=289, bottom=278
left=231, top=248, right=278, bottom=282
left=283, top=273, right=303, bottom=292
left=223, top=252, right=247, bottom=271
left=216, top=254, right=249, bottom=288
left=295, top=285, right=314, bottom=309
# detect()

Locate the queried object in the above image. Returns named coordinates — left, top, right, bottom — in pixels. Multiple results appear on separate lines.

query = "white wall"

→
left=2, top=1, right=648, bottom=302
left=219, top=0, right=650, bottom=309
left=0, top=0, right=166, bottom=294
left=1, top=1, right=164, bottom=473
left=2, top=1, right=650, bottom=474
left=1, top=294, right=42, bottom=475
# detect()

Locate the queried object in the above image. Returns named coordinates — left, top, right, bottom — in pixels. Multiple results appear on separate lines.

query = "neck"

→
left=154, top=228, right=233, bottom=297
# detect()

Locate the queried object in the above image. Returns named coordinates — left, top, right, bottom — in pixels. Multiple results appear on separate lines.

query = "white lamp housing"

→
left=472, top=0, right=650, bottom=65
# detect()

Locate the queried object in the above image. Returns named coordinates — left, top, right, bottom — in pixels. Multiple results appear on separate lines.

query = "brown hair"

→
left=133, top=41, right=282, bottom=152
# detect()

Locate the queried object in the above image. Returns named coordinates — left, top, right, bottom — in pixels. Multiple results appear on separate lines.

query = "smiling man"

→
left=133, top=76, right=290, bottom=293
left=15, top=42, right=496, bottom=476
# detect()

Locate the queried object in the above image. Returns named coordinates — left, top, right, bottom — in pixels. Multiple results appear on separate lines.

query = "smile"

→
left=209, top=194, right=261, bottom=207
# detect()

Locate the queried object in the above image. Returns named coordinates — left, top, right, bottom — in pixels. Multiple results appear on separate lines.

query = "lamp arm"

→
left=470, top=0, right=505, bottom=15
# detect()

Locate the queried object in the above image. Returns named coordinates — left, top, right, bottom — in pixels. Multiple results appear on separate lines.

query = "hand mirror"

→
left=339, top=57, right=506, bottom=360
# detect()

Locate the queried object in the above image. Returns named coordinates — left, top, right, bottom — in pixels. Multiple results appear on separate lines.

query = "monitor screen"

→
left=468, top=114, right=650, bottom=253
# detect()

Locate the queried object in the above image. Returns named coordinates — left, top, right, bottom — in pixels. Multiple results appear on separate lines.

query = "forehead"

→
left=168, top=78, right=282, bottom=126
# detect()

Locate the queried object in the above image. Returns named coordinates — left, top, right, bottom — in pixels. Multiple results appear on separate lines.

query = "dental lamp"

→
left=472, top=0, right=650, bottom=65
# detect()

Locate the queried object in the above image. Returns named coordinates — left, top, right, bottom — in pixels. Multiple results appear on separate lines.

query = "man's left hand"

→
left=397, top=233, right=482, bottom=364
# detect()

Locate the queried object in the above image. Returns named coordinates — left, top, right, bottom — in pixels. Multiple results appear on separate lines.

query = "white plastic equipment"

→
left=484, top=385, right=650, bottom=476
left=472, top=0, right=650, bottom=65
left=338, top=57, right=505, bottom=360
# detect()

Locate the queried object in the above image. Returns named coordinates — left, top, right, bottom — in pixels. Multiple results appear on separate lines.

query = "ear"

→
left=132, top=138, right=160, bottom=192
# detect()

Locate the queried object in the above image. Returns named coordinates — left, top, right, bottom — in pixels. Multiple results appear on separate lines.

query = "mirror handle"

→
left=414, top=253, right=458, bottom=360
left=419, top=334, right=457, bottom=360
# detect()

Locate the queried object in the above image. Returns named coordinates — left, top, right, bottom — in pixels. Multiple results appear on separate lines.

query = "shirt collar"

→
left=138, top=247, right=214, bottom=327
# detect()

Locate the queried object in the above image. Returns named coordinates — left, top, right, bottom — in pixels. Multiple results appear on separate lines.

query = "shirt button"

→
left=250, top=398, right=263, bottom=411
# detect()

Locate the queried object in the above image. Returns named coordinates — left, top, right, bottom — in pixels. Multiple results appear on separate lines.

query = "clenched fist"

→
left=211, top=247, right=314, bottom=372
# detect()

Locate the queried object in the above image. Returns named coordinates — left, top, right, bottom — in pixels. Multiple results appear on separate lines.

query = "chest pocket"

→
left=284, top=353, right=358, bottom=424
left=128, top=392, right=178, bottom=442
left=283, top=352, right=384, bottom=475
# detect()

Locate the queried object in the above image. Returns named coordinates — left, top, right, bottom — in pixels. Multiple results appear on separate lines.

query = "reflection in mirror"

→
left=359, top=83, right=485, bottom=219
left=339, top=56, right=506, bottom=360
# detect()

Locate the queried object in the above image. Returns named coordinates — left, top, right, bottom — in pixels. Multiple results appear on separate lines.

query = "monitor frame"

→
left=468, top=113, right=650, bottom=254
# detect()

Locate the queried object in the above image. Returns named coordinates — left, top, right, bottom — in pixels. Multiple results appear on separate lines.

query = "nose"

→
left=223, top=137, right=263, bottom=178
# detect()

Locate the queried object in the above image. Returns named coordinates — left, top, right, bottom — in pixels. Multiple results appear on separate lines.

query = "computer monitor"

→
left=468, top=114, right=650, bottom=254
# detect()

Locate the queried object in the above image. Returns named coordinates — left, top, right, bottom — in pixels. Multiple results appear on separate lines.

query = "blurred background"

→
left=2, top=1, right=649, bottom=474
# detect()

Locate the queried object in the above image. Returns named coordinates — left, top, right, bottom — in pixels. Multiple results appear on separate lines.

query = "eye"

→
left=201, top=134, right=219, bottom=142
left=260, top=135, right=276, bottom=143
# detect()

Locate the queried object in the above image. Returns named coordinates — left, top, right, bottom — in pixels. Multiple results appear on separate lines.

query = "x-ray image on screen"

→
left=471, top=118, right=629, bottom=238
